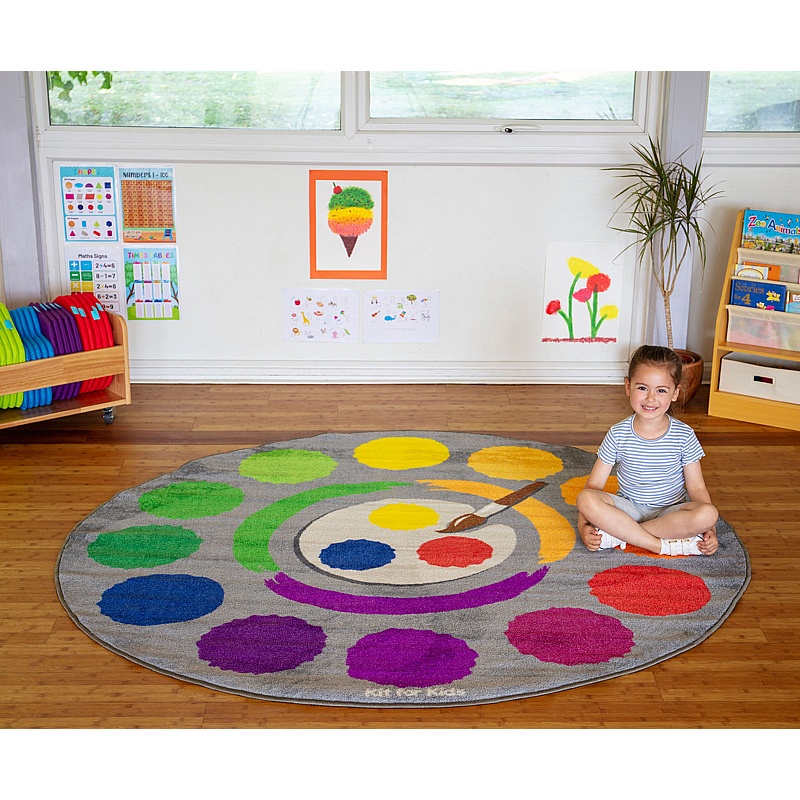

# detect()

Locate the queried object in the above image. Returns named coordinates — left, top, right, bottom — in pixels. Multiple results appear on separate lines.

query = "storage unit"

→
left=708, top=210, right=800, bottom=431
left=719, top=353, right=800, bottom=406
left=0, top=311, right=130, bottom=429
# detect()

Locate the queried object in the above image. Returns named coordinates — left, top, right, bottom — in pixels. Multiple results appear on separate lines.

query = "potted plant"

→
left=607, top=136, right=722, bottom=404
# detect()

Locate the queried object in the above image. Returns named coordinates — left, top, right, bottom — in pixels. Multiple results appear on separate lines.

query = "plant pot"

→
left=676, top=349, right=703, bottom=406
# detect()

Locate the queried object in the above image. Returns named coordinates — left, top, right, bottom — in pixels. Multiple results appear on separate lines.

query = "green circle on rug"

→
left=239, top=449, right=338, bottom=484
left=88, top=525, right=203, bottom=568
left=139, top=481, right=244, bottom=519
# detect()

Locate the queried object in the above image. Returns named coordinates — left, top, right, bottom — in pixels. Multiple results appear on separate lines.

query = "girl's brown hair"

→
left=627, top=345, right=683, bottom=388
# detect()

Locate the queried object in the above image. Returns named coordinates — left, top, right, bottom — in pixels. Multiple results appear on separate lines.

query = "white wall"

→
left=39, top=159, right=646, bottom=383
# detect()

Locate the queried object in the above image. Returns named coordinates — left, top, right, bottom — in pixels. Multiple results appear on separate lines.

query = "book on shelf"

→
left=788, top=290, right=800, bottom=314
left=735, top=263, right=782, bottom=280
left=742, top=209, right=800, bottom=254
left=730, top=277, right=788, bottom=312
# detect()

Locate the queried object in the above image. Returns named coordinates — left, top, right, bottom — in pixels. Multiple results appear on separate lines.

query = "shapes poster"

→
left=363, top=290, right=440, bottom=343
left=60, top=166, right=118, bottom=242
left=123, top=246, right=180, bottom=320
left=64, top=246, right=124, bottom=314
left=283, top=289, right=359, bottom=342
left=309, top=170, right=388, bottom=280
left=120, top=167, right=177, bottom=243
left=541, top=242, right=622, bottom=344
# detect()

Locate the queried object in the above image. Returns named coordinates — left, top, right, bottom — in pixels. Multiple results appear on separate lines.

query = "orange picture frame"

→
left=309, top=170, right=388, bottom=280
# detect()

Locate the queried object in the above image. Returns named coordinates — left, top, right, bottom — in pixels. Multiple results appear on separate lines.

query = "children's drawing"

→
left=328, top=184, right=374, bottom=258
left=363, top=290, right=440, bottom=343
left=309, top=170, right=388, bottom=280
left=542, top=245, right=621, bottom=344
left=283, top=289, right=359, bottom=342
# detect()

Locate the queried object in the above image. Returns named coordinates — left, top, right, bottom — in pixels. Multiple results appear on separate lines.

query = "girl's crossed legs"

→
left=577, top=489, right=719, bottom=555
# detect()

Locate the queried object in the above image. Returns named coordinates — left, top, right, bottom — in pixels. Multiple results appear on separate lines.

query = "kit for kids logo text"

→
left=365, top=687, right=466, bottom=698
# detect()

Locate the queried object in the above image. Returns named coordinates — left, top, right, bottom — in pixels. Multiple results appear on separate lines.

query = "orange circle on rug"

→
left=588, top=565, right=711, bottom=616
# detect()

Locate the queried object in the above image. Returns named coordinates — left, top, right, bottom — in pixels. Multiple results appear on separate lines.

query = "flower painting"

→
left=541, top=245, right=622, bottom=344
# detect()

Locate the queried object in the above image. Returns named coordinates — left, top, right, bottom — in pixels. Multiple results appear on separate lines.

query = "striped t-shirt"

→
left=596, top=415, right=705, bottom=506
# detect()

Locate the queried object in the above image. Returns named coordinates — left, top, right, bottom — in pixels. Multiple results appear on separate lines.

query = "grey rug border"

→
left=54, top=431, right=753, bottom=709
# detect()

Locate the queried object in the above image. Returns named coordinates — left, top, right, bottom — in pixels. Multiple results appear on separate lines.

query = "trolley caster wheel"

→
left=102, top=407, right=115, bottom=424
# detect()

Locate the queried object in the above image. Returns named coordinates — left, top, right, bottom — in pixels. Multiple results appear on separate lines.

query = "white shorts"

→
left=609, top=493, right=688, bottom=522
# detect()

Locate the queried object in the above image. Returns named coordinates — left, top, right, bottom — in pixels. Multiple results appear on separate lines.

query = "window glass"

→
left=47, top=71, right=341, bottom=130
left=369, top=71, right=637, bottom=120
left=707, top=72, right=800, bottom=132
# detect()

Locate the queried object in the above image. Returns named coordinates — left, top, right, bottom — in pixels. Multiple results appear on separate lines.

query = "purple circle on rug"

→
left=197, top=614, right=326, bottom=674
left=346, top=628, right=478, bottom=688
left=505, top=607, right=634, bottom=665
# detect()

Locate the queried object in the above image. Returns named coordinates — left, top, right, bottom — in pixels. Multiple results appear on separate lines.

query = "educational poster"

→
left=59, top=166, right=118, bottom=242
left=309, top=170, right=388, bottom=280
left=120, top=167, right=177, bottom=243
left=541, top=242, right=622, bottom=344
left=283, top=289, right=359, bottom=342
left=123, top=246, right=180, bottom=320
left=363, top=290, right=440, bottom=343
left=64, top=246, right=124, bottom=314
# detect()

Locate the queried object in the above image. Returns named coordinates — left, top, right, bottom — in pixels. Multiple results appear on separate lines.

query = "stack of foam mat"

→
left=0, top=293, right=115, bottom=411
left=0, top=303, right=26, bottom=409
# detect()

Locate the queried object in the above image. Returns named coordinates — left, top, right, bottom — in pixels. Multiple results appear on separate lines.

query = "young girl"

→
left=577, top=345, right=719, bottom=556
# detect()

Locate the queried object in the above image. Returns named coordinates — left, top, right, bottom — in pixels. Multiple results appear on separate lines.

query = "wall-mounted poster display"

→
left=59, top=166, right=118, bottom=242
left=64, top=246, right=124, bottom=314
left=123, top=246, right=180, bottom=320
left=120, top=167, right=177, bottom=243
left=309, top=170, right=387, bottom=280
left=541, top=242, right=622, bottom=344
left=283, top=288, right=359, bottom=342
left=363, top=290, right=440, bottom=343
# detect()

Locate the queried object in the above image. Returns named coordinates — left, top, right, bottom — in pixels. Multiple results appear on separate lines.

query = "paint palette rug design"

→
left=56, top=432, right=751, bottom=707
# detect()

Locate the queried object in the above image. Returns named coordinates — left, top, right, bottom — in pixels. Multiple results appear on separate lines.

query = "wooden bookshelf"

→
left=707, top=210, right=800, bottom=431
left=0, top=312, right=130, bottom=429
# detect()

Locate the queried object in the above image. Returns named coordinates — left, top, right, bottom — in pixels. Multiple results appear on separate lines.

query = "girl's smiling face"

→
left=625, top=364, right=680, bottom=419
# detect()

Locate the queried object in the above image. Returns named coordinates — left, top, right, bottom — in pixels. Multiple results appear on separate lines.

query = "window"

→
left=47, top=71, right=342, bottom=130
left=707, top=72, right=800, bottom=132
left=369, top=71, right=637, bottom=121
left=46, top=71, right=641, bottom=132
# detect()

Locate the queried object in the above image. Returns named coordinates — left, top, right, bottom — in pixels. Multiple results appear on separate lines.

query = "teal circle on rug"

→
left=55, top=431, right=751, bottom=707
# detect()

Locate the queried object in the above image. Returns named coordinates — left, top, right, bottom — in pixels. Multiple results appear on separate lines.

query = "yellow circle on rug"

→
left=468, top=446, right=563, bottom=481
left=369, top=502, right=440, bottom=530
left=353, top=436, right=450, bottom=470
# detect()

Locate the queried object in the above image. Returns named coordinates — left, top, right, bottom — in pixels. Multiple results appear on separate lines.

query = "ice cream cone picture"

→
left=327, top=183, right=374, bottom=258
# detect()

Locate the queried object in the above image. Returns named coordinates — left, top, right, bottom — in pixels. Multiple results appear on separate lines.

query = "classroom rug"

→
left=55, top=431, right=750, bottom=708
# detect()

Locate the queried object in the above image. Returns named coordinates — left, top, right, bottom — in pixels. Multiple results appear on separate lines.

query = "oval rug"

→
left=55, top=431, right=750, bottom=707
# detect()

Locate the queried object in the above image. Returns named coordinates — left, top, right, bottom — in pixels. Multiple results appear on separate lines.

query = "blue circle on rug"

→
left=319, top=538, right=396, bottom=571
left=98, top=574, right=224, bottom=625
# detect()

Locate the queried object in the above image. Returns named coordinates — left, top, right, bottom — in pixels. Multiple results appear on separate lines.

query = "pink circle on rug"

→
left=589, top=565, right=711, bottom=616
left=505, top=607, right=634, bottom=665
left=416, top=536, right=493, bottom=568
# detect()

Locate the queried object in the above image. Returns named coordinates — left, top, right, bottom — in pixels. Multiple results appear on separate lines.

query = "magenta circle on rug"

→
left=55, top=431, right=751, bottom=707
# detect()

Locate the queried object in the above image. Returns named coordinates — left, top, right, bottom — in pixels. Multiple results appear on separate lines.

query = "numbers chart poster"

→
left=283, top=289, right=359, bottom=342
left=60, top=166, right=118, bottom=242
left=124, top=247, right=180, bottom=320
left=64, top=246, right=124, bottom=314
left=120, top=167, right=177, bottom=243
left=363, top=290, right=440, bottom=343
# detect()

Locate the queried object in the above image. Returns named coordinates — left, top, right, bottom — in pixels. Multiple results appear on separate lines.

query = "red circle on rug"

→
left=417, top=536, right=493, bottom=568
left=589, top=565, right=711, bottom=616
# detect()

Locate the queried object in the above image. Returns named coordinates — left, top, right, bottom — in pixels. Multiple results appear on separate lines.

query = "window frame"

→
left=31, top=71, right=664, bottom=166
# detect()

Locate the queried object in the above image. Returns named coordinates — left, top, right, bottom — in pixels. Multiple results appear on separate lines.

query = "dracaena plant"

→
left=607, top=136, right=722, bottom=350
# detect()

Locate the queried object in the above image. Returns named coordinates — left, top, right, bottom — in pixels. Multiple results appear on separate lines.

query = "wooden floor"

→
left=1, top=382, right=799, bottom=729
